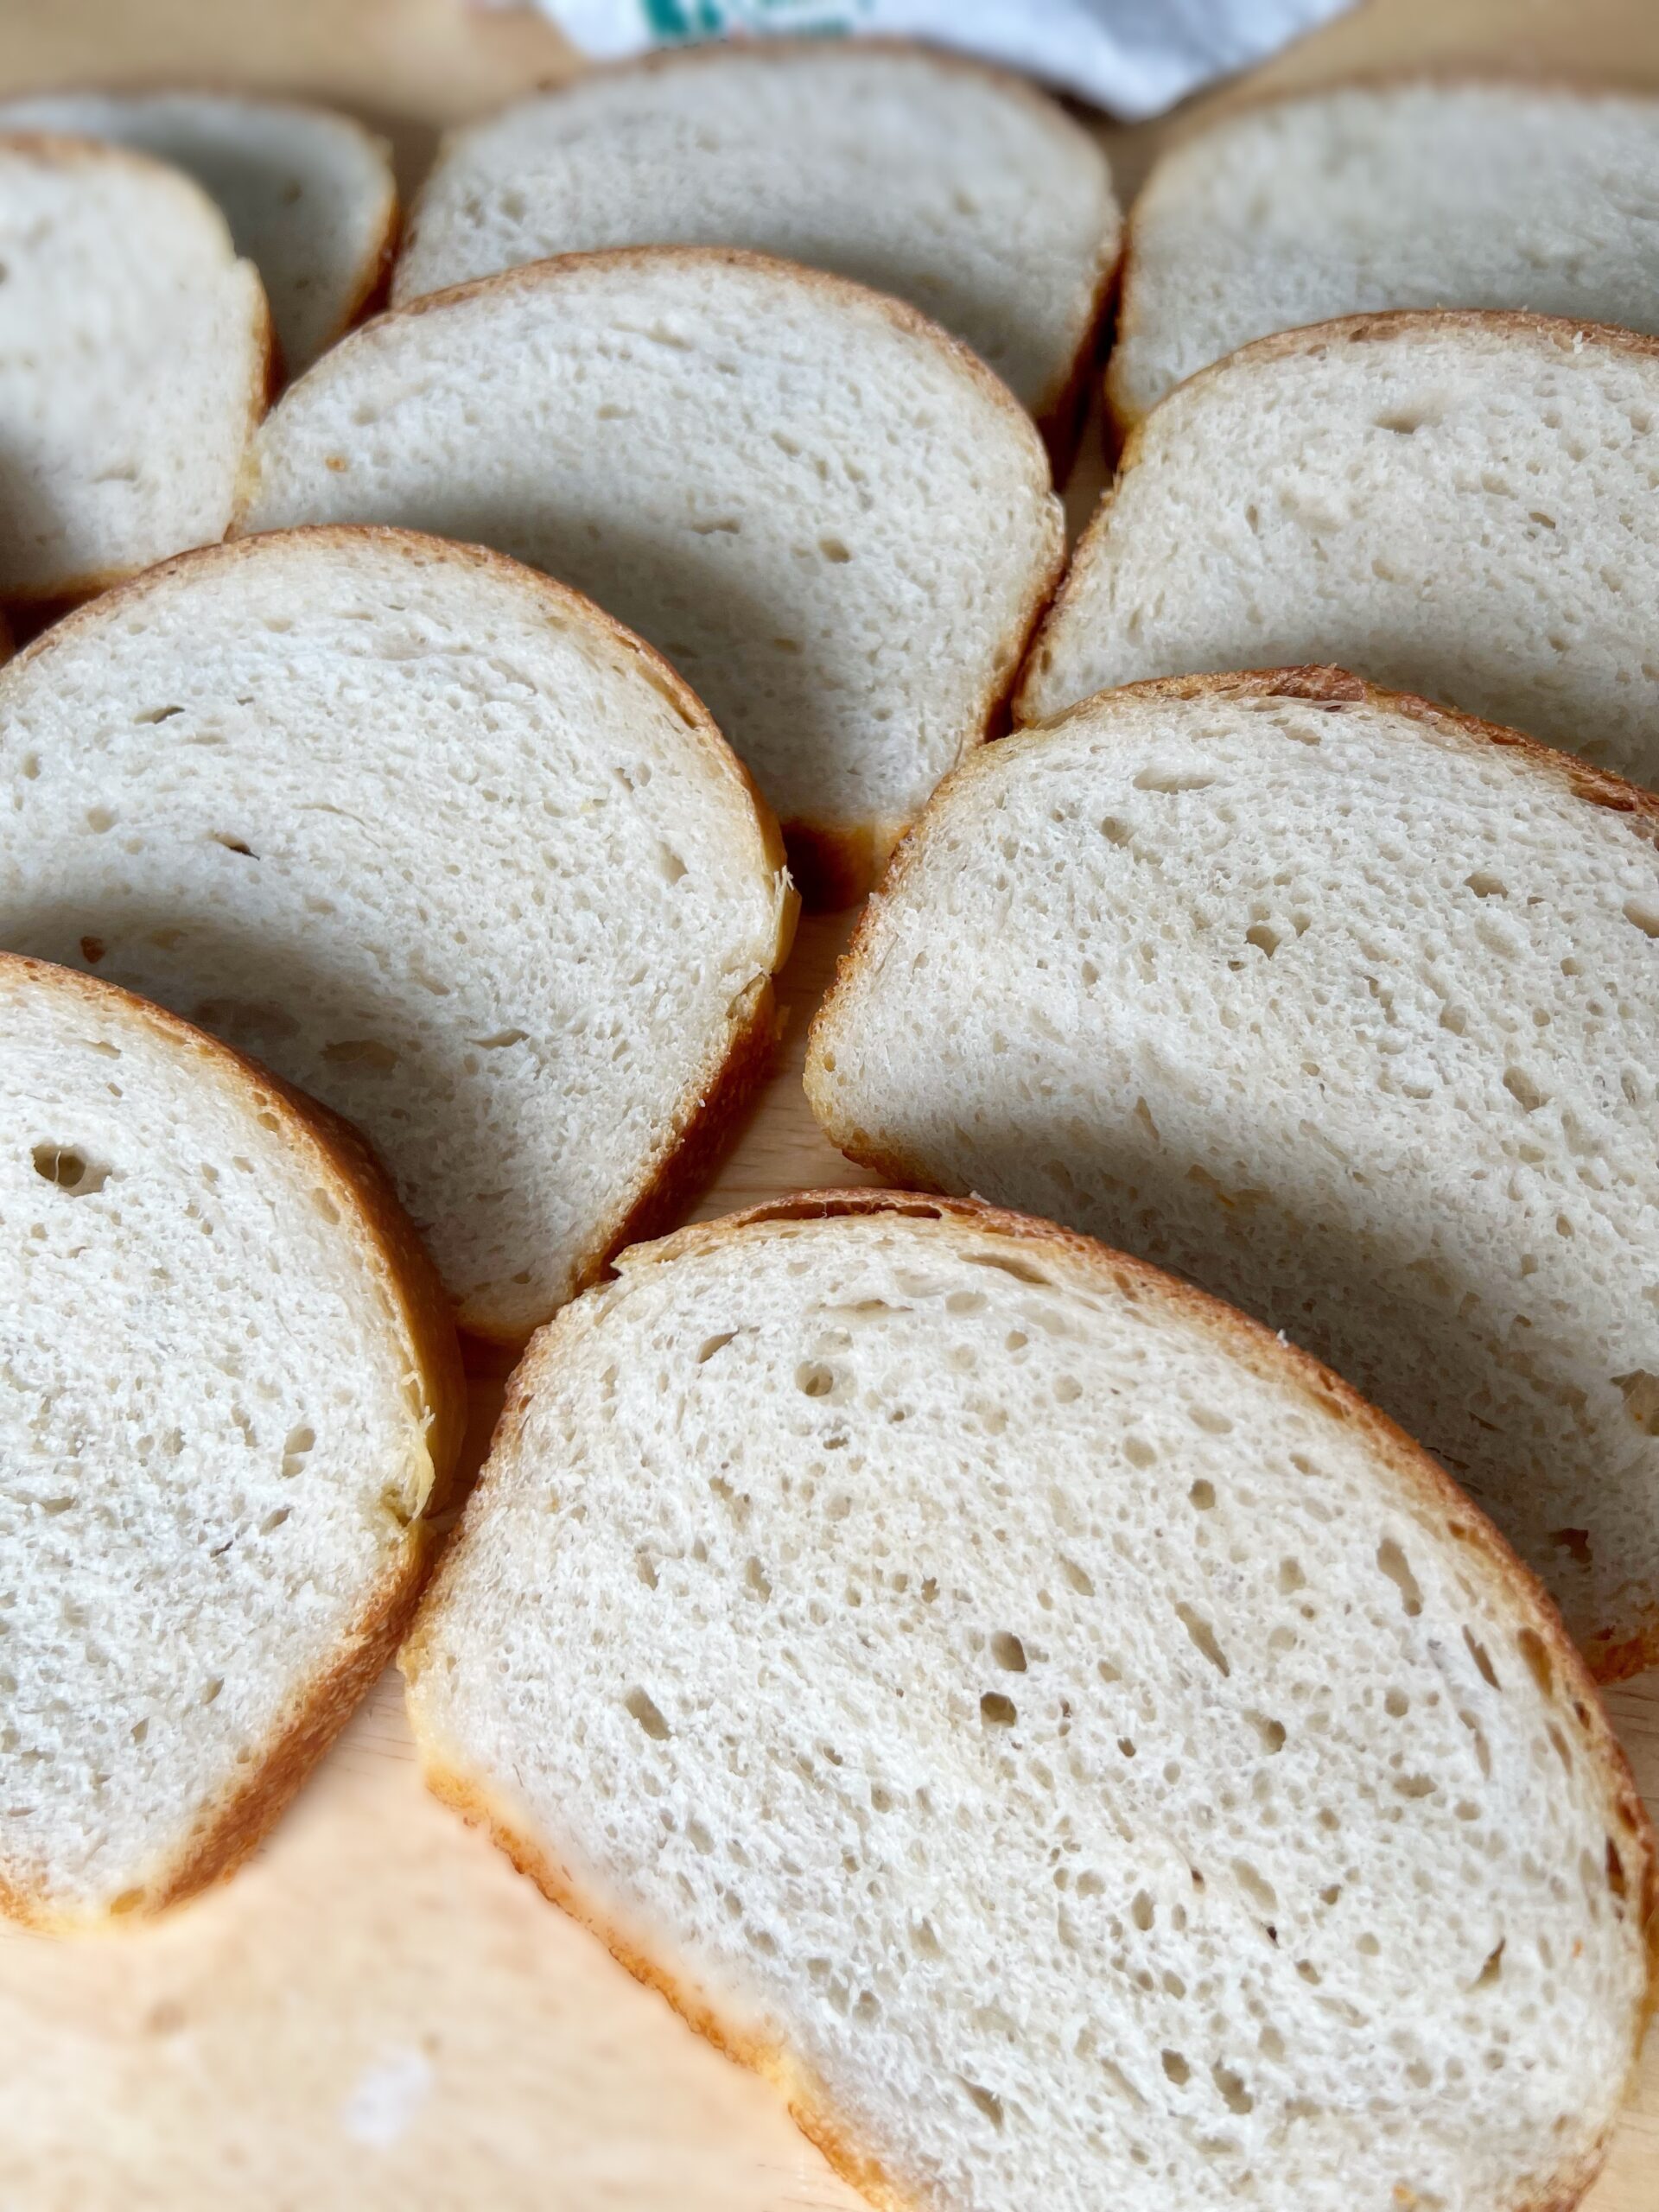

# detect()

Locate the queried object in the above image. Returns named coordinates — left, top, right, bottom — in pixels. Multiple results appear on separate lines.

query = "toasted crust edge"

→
left=395, top=36, right=1121, bottom=454
left=1106, top=75, right=1659, bottom=438
left=404, top=1185, right=1655, bottom=2212
left=1026, top=307, right=1659, bottom=723
left=0, top=523, right=798, bottom=1340
left=809, top=665, right=1659, bottom=1682
left=0, top=951, right=465, bottom=1932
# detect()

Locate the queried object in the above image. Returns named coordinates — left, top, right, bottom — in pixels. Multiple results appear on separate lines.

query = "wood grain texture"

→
left=0, top=2, right=1655, bottom=2205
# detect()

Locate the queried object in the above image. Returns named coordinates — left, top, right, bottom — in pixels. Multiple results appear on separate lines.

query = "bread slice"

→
left=0, top=133, right=269, bottom=606
left=1109, top=82, right=1659, bottom=432
left=403, top=1189, right=1655, bottom=2212
left=0, top=526, right=794, bottom=1340
left=810, top=667, right=1659, bottom=1681
left=0, top=953, right=463, bottom=1931
left=392, top=42, right=1120, bottom=461
left=0, top=92, right=395, bottom=378
left=234, top=247, right=1064, bottom=907
left=1021, top=313, right=1659, bottom=791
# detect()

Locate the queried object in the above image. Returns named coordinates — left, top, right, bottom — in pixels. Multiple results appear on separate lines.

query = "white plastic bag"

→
left=533, top=0, right=1356, bottom=119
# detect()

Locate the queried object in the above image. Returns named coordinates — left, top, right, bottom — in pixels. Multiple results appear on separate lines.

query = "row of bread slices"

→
left=7, top=59, right=1659, bottom=904
left=3, top=48, right=1659, bottom=2212
left=3, top=944, right=1656, bottom=2212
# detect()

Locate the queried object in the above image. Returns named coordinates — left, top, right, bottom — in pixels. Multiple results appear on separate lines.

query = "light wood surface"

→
left=1, top=3, right=1656, bottom=2207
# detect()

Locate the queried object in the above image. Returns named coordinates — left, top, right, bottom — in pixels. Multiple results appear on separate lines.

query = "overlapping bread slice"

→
left=234, top=247, right=1064, bottom=906
left=0, top=954, right=463, bottom=1929
left=1021, top=313, right=1659, bottom=792
left=393, top=42, right=1120, bottom=459
left=0, top=92, right=397, bottom=378
left=0, top=527, right=794, bottom=1340
left=404, top=1190, right=1654, bottom=2212
left=810, top=670, right=1659, bottom=1680
left=0, top=134, right=270, bottom=604
left=1109, top=82, right=1659, bottom=431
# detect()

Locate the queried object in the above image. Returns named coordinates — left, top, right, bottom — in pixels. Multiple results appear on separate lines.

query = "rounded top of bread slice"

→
left=809, top=666, right=1659, bottom=1678
left=1021, top=310, right=1659, bottom=790
left=0, top=131, right=269, bottom=603
left=393, top=41, right=1119, bottom=442
left=0, top=90, right=396, bottom=376
left=404, top=1188, right=1654, bottom=2212
left=0, top=525, right=793, bottom=1338
left=1109, top=79, right=1659, bottom=429
left=234, top=246, right=1063, bottom=906
left=0, top=953, right=463, bottom=1929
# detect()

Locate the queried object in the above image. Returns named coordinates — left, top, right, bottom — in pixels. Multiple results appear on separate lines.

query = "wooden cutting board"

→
left=1, top=4, right=1656, bottom=2206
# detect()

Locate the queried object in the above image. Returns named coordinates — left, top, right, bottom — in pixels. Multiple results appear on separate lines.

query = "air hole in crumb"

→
left=1175, top=1604, right=1230, bottom=1675
left=1516, top=1629, right=1554, bottom=1699
left=1131, top=1890, right=1154, bottom=1931
left=1614, top=1370, right=1659, bottom=1436
left=1189, top=1478, right=1216, bottom=1510
left=1060, top=1556, right=1095, bottom=1596
left=1385, top=1688, right=1409, bottom=1717
left=31, top=1144, right=109, bottom=1194
left=260, top=1509, right=290, bottom=1535
left=795, top=1362, right=835, bottom=1397
left=1550, top=1528, right=1592, bottom=1565
left=1279, top=1557, right=1306, bottom=1594
left=1246, top=923, right=1280, bottom=957
left=212, top=833, right=257, bottom=858
left=1247, top=1712, right=1286, bottom=1752
left=200, top=1678, right=223, bottom=1706
left=1623, top=899, right=1659, bottom=940
left=990, top=1632, right=1027, bottom=1673
left=1464, top=1628, right=1500, bottom=1688
left=1160, top=2050, right=1190, bottom=2084
left=1608, top=1839, right=1629, bottom=1900
left=961, top=2080, right=1004, bottom=2128
left=698, top=1332, right=738, bottom=1364
left=1503, top=1066, right=1548, bottom=1113
left=1475, top=1939, right=1504, bottom=1986
left=981, top=1692, right=1017, bottom=1728
left=1376, top=1539, right=1423, bottom=1617
left=281, top=1426, right=315, bottom=1478
left=1213, top=2064, right=1253, bottom=2113
left=625, top=1688, right=671, bottom=1740
left=1465, top=872, right=1506, bottom=899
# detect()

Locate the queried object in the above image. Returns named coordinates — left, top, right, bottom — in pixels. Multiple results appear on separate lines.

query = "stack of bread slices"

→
left=2, top=44, right=1656, bottom=2212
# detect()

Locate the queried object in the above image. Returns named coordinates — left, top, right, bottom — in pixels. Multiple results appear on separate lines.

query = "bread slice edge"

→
left=402, top=1186, right=1657, bottom=2212
left=0, top=951, right=466, bottom=1931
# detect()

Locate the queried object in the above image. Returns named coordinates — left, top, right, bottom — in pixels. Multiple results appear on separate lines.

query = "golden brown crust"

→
left=0, top=950, right=466, bottom=1931
left=410, top=1186, right=1654, bottom=2212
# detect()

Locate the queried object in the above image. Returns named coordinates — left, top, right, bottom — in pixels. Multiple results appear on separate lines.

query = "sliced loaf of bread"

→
left=809, top=670, right=1659, bottom=1680
left=0, top=954, right=463, bottom=1929
left=0, top=92, right=396, bottom=377
left=234, top=248, right=1064, bottom=906
left=1109, top=83, right=1659, bottom=430
left=0, top=527, right=794, bottom=1340
left=393, top=43, right=1119, bottom=458
left=1021, top=314, right=1659, bottom=791
left=404, top=1190, right=1655, bottom=2212
left=0, top=134, right=270, bottom=604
